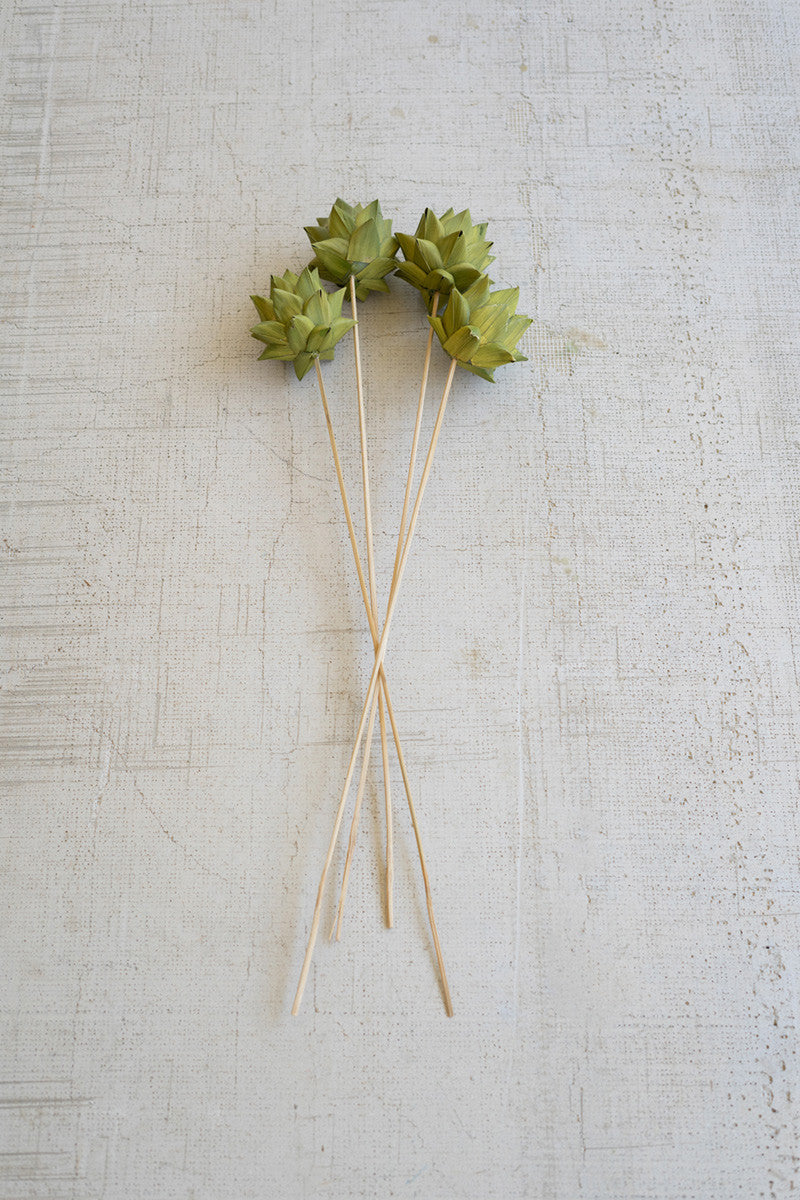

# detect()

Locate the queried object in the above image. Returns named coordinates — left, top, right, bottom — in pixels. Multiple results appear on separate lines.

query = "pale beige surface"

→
left=2, top=1, right=799, bottom=1197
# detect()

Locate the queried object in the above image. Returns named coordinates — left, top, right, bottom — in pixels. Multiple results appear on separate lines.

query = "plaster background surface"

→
left=2, top=1, right=799, bottom=1197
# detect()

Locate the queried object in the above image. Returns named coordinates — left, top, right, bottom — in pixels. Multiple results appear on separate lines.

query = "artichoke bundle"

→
left=249, top=200, right=535, bottom=1019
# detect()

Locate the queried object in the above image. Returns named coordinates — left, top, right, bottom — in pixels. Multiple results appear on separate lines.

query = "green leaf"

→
left=461, top=361, right=496, bottom=382
left=258, top=344, right=294, bottom=361
left=303, top=289, right=330, bottom=326
left=287, top=314, right=315, bottom=354
left=419, top=208, right=444, bottom=242
left=473, top=295, right=520, bottom=344
left=296, top=267, right=322, bottom=302
left=502, top=314, right=532, bottom=348
left=486, top=286, right=519, bottom=311
left=415, top=238, right=443, bottom=274
left=381, top=233, right=399, bottom=257
left=312, top=242, right=351, bottom=282
left=319, top=316, right=356, bottom=351
left=358, top=276, right=391, bottom=299
left=449, top=208, right=471, bottom=231
left=472, top=304, right=511, bottom=344
left=271, top=288, right=303, bottom=323
left=357, top=256, right=396, bottom=281
left=328, top=205, right=351, bottom=239
left=348, top=220, right=381, bottom=263
left=449, top=264, right=485, bottom=292
left=395, top=261, right=428, bottom=290
left=357, top=199, right=381, bottom=225
left=395, top=232, right=419, bottom=262
left=463, top=274, right=492, bottom=308
left=442, top=326, right=480, bottom=359
left=471, top=344, right=516, bottom=369
left=438, top=230, right=463, bottom=265
left=428, top=315, right=446, bottom=343
left=272, top=269, right=299, bottom=293
left=306, top=325, right=329, bottom=354
left=250, top=320, right=287, bottom=345
left=329, top=316, right=357, bottom=341
left=443, top=288, right=470, bottom=336
left=293, top=352, right=315, bottom=380
left=250, top=294, right=275, bottom=321
left=425, top=268, right=455, bottom=295
left=328, top=287, right=346, bottom=319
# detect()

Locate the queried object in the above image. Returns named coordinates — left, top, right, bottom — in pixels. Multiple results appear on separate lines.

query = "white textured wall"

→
left=2, top=1, right=799, bottom=1196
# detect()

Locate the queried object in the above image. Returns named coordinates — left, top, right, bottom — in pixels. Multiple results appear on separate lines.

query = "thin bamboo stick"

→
left=292, top=356, right=458, bottom=1016
left=348, top=276, right=393, bottom=931
left=381, top=679, right=453, bottom=1016
left=391, top=292, right=439, bottom=574
left=332, top=684, right=379, bottom=940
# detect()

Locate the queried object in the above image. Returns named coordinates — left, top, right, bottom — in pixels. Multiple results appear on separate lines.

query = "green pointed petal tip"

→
left=251, top=294, right=275, bottom=321
left=303, top=289, right=330, bottom=326
left=461, top=362, right=497, bottom=382
left=293, top=352, right=315, bottom=380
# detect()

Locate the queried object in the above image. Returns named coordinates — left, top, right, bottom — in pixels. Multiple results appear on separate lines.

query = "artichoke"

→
left=429, top=274, right=532, bottom=382
left=250, top=266, right=356, bottom=380
left=304, top=199, right=399, bottom=302
left=395, top=208, right=495, bottom=308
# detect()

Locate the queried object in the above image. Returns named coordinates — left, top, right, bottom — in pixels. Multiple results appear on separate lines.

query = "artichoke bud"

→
left=428, top=276, right=532, bottom=382
left=395, top=207, right=495, bottom=309
left=250, top=265, right=356, bottom=380
left=304, top=198, right=399, bottom=302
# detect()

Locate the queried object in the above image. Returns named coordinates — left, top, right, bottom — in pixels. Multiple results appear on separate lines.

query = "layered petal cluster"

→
left=250, top=267, right=356, bottom=380
left=395, top=208, right=494, bottom=307
left=429, top=276, right=532, bottom=382
left=305, top=199, right=399, bottom=302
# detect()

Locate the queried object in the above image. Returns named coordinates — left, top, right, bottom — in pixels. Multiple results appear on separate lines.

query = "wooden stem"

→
left=292, top=356, right=458, bottom=1016
left=383, top=693, right=453, bottom=1016
left=391, top=292, right=439, bottom=576
left=332, top=683, right=379, bottom=940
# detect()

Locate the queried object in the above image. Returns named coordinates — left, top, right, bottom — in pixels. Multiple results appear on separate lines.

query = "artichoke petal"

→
left=250, top=294, right=275, bottom=321
left=250, top=319, right=287, bottom=346
left=442, top=325, right=481, bottom=359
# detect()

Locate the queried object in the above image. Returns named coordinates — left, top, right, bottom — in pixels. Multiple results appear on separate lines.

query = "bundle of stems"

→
left=311, top=284, right=452, bottom=1016
left=250, top=200, right=531, bottom=1016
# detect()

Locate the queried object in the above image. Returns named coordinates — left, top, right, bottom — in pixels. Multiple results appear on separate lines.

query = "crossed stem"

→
left=291, top=350, right=457, bottom=1016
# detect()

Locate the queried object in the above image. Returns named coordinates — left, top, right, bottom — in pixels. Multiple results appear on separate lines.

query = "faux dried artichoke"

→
left=250, top=266, right=356, bottom=380
left=304, top=199, right=398, bottom=302
left=429, top=275, right=531, bottom=382
left=395, top=208, right=494, bottom=307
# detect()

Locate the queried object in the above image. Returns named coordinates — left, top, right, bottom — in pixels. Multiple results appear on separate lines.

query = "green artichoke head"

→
left=304, top=198, right=399, bottom=302
left=395, top=207, right=495, bottom=309
left=250, top=266, right=356, bottom=380
left=428, top=275, right=532, bottom=382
